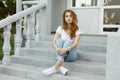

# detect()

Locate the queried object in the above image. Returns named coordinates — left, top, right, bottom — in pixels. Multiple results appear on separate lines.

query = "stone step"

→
left=0, top=63, right=105, bottom=80
left=31, top=40, right=107, bottom=47
left=31, top=41, right=107, bottom=53
left=39, top=34, right=107, bottom=45
left=11, top=55, right=105, bottom=76
left=79, top=34, right=107, bottom=45
left=0, top=73, right=31, bottom=80
left=20, top=48, right=106, bottom=63
left=78, top=43, right=106, bottom=53
left=77, top=50, right=106, bottom=63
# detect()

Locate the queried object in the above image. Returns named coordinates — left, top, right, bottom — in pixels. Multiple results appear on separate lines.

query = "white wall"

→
left=51, top=0, right=67, bottom=32
left=73, top=8, right=99, bottom=34
left=47, top=0, right=100, bottom=34
left=46, top=0, right=52, bottom=34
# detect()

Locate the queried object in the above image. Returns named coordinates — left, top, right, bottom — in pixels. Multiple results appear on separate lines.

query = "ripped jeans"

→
left=54, top=39, right=77, bottom=62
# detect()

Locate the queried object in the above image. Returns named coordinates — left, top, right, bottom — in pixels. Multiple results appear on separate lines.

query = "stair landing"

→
left=0, top=73, right=31, bottom=80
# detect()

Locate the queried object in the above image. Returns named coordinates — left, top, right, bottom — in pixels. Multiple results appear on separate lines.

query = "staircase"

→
left=0, top=34, right=107, bottom=80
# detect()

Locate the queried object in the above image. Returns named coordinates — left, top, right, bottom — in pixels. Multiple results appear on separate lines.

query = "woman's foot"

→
left=59, top=66, right=69, bottom=75
left=42, top=66, right=57, bottom=76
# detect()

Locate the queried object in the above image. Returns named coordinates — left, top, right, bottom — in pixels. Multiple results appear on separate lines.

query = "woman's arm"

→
left=52, top=33, right=80, bottom=56
left=52, top=32, right=67, bottom=56
left=64, top=34, right=80, bottom=51
left=52, top=32, right=60, bottom=50
left=58, top=34, right=80, bottom=56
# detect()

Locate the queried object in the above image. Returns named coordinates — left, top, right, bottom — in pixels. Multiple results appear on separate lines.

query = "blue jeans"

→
left=55, top=39, right=77, bottom=62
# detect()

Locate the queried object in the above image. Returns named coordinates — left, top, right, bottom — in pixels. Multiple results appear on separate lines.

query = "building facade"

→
left=48, top=0, right=120, bottom=34
left=0, top=0, right=120, bottom=80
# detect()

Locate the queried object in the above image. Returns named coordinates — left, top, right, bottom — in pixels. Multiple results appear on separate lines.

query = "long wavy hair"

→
left=62, top=9, right=79, bottom=39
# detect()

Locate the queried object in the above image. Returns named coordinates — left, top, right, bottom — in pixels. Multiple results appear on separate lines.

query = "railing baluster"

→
left=23, top=4, right=28, bottom=38
left=15, top=19, right=22, bottom=56
left=0, top=2, right=47, bottom=65
left=2, top=24, right=11, bottom=65
left=31, top=11, right=36, bottom=40
left=38, top=8, right=47, bottom=40
left=35, top=10, right=40, bottom=41
left=26, top=14, right=32, bottom=47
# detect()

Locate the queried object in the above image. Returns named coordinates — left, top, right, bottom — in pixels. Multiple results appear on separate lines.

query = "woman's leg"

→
left=56, top=40, right=75, bottom=75
left=54, top=39, right=64, bottom=62
left=63, top=40, right=77, bottom=62
left=54, top=39, right=69, bottom=75
left=54, top=39, right=64, bottom=69
left=42, top=39, right=64, bottom=75
left=65, top=48, right=77, bottom=62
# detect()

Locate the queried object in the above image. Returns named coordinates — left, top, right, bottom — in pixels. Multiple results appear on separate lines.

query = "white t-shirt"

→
left=56, top=26, right=82, bottom=41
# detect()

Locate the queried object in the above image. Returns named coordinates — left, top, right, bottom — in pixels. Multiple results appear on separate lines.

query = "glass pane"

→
left=104, top=0, right=120, bottom=6
left=72, top=0, right=97, bottom=7
left=103, top=8, right=120, bottom=32
left=72, top=0, right=76, bottom=7
left=103, top=28, right=119, bottom=32
left=91, top=0, right=97, bottom=6
left=104, top=9, right=120, bottom=24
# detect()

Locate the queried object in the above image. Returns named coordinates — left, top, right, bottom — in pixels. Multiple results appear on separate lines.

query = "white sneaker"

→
left=42, top=66, right=57, bottom=75
left=59, top=66, right=69, bottom=75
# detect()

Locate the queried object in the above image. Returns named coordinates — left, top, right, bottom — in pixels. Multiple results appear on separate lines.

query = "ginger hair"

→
left=62, top=9, right=79, bottom=39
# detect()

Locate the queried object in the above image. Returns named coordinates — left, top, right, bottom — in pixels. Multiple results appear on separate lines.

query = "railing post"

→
left=35, top=10, right=40, bottom=41
left=38, top=7, right=47, bottom=40
left=15, top=19, right=22, bottom=56
left=39, top=7, right=47, bottom=35
left=2, top=24, right=11, bottom=65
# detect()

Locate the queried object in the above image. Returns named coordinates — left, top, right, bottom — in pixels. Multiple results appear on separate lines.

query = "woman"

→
left=42, top=9, right=82, bottom=76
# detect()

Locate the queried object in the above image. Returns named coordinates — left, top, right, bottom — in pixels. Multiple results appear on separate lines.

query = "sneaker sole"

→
left=63, top=71, right=69, bottom=76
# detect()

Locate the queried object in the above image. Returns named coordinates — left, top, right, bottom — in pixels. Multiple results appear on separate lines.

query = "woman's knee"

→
left=64, top=40, right=73, bottom=46
left=56, top=39, right=63, bottom=47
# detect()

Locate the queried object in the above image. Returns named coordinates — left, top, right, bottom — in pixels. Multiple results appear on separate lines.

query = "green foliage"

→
left=0, top=0, right=16, bottom=20
left=0, top=28, right=3, bottom=33
left=0, top=38, right=3, bottom=60
left=0, top=0, right=16, bottom=34
left=0, top=23, right=16, bottom=34
left=0, top=0, right=16, bottom=60
left=11, top=23, right=16, bottom=34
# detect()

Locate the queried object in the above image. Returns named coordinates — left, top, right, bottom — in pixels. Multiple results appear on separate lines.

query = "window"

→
left=72, top=0, right=97, bottom=7
left=103, top=0, right=120, bottom=32
left=104, top=0, right=120, bottom=6
left=104, top=9, right=120, bottom=24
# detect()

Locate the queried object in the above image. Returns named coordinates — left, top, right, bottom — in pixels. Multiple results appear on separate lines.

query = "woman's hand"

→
left=56, top=48, right=67, bottom=56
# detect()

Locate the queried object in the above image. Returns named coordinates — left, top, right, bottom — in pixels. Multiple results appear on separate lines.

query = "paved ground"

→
left=0, top=61, right=30, bottom=80
left=0, top=73, right=31, bottom=80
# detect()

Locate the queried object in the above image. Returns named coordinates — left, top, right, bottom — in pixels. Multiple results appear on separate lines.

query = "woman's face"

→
left=65, top=12, right=73, bottom=24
